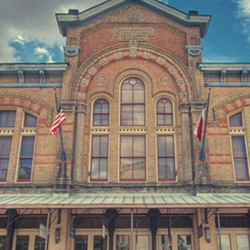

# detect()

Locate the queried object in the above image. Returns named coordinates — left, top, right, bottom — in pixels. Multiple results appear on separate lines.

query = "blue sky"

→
left=0, top=0, right=250, bottom=63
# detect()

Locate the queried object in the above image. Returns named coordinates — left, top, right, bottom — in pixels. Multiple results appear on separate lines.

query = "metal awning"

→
left=0, top=193, right=250, bottom=209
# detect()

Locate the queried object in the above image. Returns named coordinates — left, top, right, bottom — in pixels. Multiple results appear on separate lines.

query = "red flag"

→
left=193, top=107, right=205, bottom=141
left=49, top=105, right=66, bottom=135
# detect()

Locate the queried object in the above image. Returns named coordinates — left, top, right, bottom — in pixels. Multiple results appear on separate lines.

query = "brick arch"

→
left=213, top=95, right=250, bottom=122
left=0, top=94, right=53, bottom=125
left=70, top=44, right=197, bottom=102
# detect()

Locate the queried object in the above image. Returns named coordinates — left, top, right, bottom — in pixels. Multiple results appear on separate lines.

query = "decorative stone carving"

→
left=185, top=45, right=203, bottom=56
left=114, top=52, right=123, bottom=60
left=60, top=101, right=77, bottom=112
left=39, top=70, right=45, bottom=84
left=176, top=78, right=185, bottom=85
left=76, top=102, right=87, bottom=114
left=156, top=57, right=166, bottom=65
left=97, top=77, right=106, bottom=84
left=63, top=46, right=82, bottom=57
left=100, top=57, right=109, bottom=65
left=88, top=66, right=97, bottom=75
left=129, top=41, right=138, bottom=58
left=18, top=70, right=24, bottom=84
left=168, top=66, right=177, bottom=73
left=179, top=102, right=190, bottom=113
left=113, top=27, right=154, bottom=42
left=81, top=78, right=89, bottom=86
left=180, top=92, right=189, bottom=99
left=143, top=51, right=151, bottom=59
left=121, top=6, right=146, bottom=22
left=77, top=92, right=86, bottom=100
left=160, top=76, right=170, bottom=83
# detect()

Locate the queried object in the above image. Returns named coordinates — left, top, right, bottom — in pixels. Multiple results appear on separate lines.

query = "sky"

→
left=0, top=0, right=250, bottom=64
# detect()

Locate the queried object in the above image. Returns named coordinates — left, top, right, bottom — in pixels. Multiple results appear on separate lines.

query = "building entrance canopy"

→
left=0, top=193, right=250, bottom=209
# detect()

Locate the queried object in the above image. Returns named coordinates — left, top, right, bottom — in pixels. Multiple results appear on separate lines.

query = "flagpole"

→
left=54, top=88, right=67, bottom=162
left=199, top=88, right=211, bottom=162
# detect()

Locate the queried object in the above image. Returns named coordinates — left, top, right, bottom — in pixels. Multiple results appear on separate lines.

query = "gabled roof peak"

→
left=56, top=0, right=211, bottom=38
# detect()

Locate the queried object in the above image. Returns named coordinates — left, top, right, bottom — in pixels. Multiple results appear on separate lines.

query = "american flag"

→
left=49, top=105, right=66, bottom=135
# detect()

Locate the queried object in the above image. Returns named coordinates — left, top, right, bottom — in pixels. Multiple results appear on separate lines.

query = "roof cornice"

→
left=56, top=0, right=211, bottom=38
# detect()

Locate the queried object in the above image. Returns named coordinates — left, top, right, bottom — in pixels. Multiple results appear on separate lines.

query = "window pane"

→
left=133, top=105, right=145, bottom=125
left=232, top=137, right=246, bottom=157
left=121, top=137, right=132, bottom=157
left=166, top=158, right=175, bottom=179
left=92, top=137, right=100, bottom=157
left=74, top=235, right=88, bottom=250
left=100, top=136, right=108, bottom=157
left=178, top=235, right=192, bottom=250
left=93, top=236, right=107, bottom=250
left=100, top=159, right=107, bottom=179
left=122, top=84, right=132, bottom=103
left=166, top=136, right=174, bottom=157
left=0, top=236, right=6, bottom=250
left=0, top=159, right=9, bottom=180
left=218, top=235, right=231, bottom=250
left=91, top=159, right=99, bottom=179
left=0, top=111, right=16, bottom=127
left=159, top=235, right=171, bottom=250
left=121, top=105, right=133, bottom=125
left=157, top=102, right=164, bottom=113
left=134, top=83, right=145, bottom=103
left=230, top=113, right=242, bottom=127
left=134, top=137, right=145, bottom=157
left=236, top=235, right=249, bottom=250
left=16, top=236, right=29, bottom=250
left=133, top=158, right=146, bottom=179
left=0, top=137, right=12, bottom=157
left=102, top=115, right=109, bottom=126
left=93, top=115, right=101, bottom=126
left=34, top=236, right=45, bottom=250
left=159, top=158, right=167, bottom=179
left=157, top=115, right=164, bottom=125
left=234, top=158, right=248, bottom=180
left=24, top=113, right=37, bottom=127
left=20, top=137, right=35, bottom=157
left=94, top=102, right=102, bottom=113
left=19, top=159, right=32, bottom=180
left=102, top=103, right=109, bottom=113
left=137, top=236, right=149, bottom=250
left=116, top=235, right=130, bottom=250
left=165, top=102, right=172, bottom=113
left=121, top=158, right=133, bottom=179
left=165, top=115, right=173, bottom=125
left=158, top=136, right=166, bottom=156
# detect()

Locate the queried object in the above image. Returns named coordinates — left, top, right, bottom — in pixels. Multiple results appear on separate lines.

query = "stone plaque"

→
left=113, top=27, right=154, bottom=41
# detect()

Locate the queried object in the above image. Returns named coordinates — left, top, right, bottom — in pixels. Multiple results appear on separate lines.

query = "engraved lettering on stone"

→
left=129, top=41, right=138, bottom=58
left=81, top=78, right=90, bottom=86
left=113, top=27, right=154, bottom=42
left=100, top=57, right=109, bottom=65
left=156, top=57, right=165, bottom=65
left=114, top=52, right=123, bottom=60
left=169, top=66, right=177, bottom=73
left=97, top=77, right=106, bottom=84
left=143, top=51, right=151, bottom=59
left=160, top=76, right=170, bottom=83
left=176, top=78, right=185, bottom=85
left=88, top=66, right=97, bottom=75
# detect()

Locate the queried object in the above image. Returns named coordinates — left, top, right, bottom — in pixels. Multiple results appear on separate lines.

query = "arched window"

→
left=93, top=99, right=109, bottom=126
left=156, top=98, right=173, bottom=126
left=229, top=112, right=249, bottom=181
left=18, top=113, right=37, bottom=181
left=121, top=77, right=145, bottom=126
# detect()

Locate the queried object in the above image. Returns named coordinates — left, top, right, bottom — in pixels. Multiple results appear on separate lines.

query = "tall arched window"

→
left=156, top=98, right=173, bottom=126
left=93, top=99, right=109, bottom=126
left=229, top=112, right=249, bottom=181
left=121, top=77, right=145, bottom=126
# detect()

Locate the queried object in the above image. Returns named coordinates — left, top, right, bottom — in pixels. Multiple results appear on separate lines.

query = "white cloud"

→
left=34, top=47, right=54, bottom=62
left=0, top=0, right=103, bottom=62
left=203, top=54, right=237, bottom=63
left=235, top=0, right=250, bottom=42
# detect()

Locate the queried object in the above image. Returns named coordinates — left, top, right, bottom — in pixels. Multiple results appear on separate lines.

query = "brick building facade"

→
left=0, top=0, right=250, bottom=250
